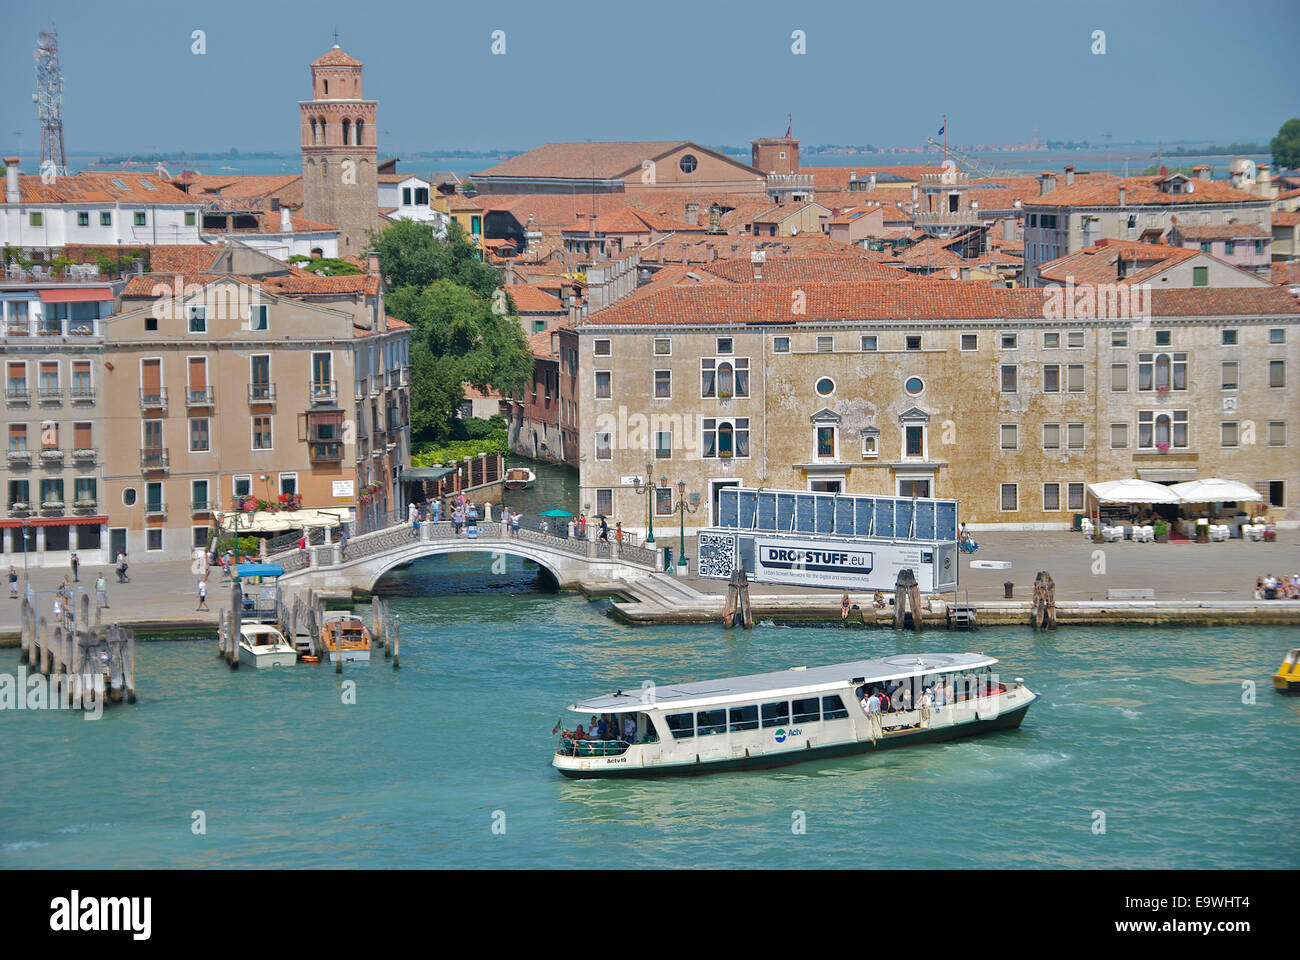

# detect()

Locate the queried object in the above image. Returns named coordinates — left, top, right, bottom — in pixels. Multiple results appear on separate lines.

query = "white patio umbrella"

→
left=1087, top=479, right=1182, bottom=504
left=1168, top=478, right=1263, bottom=503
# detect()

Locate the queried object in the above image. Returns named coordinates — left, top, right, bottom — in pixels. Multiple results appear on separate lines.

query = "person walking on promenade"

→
left=338, top=529, right=348, bottom=560
left=197, top=577, right=209, bottom=611
left=70, top=551, right=79, bottom=583
left=615, top=522, right=623, bottom=545
left=8, top=566, right=17, bottom=599
left=510, top=510, right=521, bottom=538
left=578, top=513, right=587, bottom=540
left=431, top=499, right=441, bottom=523
left=598, top=517, right=609, bottom=543
left=95, top=573, right=108, bottom=609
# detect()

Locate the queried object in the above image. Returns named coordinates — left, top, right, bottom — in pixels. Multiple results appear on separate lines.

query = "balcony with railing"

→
left=39, top=499, right=66, bottom=514
left=144, top=501, right=167, bottom=519
left=72, top=497, right=98, bottom=513
left=2, top=316, right=104, bottom=342
left=309, top=379, right=338, bottom=406
left=355, top=378, right=368, bottom=401
left=7, top=501, right=32, bottom=516
left=5, top=384, right=30, bottom=406
left=355, top=437, right=369, bottom=462
left=140, top=388, right=168, bottom=413
left=71, top=447, right=97, bottom=463
left=186, top=385, right=215, bottom=408
left=70, top=385, right=96, bottom=405
left=39, top=447, right=64, bottom=465
left=248, top=382, right=276, bottom=404
left=37, top=385, right=63, bottom=405
left=399, top=365, right=410, bottom=387
left=6, top=448, right=32, bottom=465
left=191, top=497, right=212, bottom=515
left=141, top=447, right=170, bottom=472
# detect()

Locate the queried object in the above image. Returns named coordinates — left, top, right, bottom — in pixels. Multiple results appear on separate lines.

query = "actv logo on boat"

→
left=774, top=727, right=802, bottom=743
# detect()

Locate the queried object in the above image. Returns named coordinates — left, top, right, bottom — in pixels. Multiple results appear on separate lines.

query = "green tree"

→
left=1271, top=118, right=1300, bottom=170
left=406, top=342, right=467, bottom=443
left=370, top=219, right=499, bottom=296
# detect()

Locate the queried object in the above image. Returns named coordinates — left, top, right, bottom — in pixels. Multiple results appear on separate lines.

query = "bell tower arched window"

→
left=355, top=119, right=365, bottom=146
left=342, top=119, right=351, bottom=146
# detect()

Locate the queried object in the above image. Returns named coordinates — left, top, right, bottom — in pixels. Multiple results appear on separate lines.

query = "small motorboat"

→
left=503, top=467, right=536, bottom=491
left=238, top=623, right=297, bottom=669
left=1273, top=648, right=1300, bottom=694
left=320, top=611, right=372, bottom=663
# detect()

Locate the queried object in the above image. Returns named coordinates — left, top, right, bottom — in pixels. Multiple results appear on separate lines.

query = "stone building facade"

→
left=575, top=282, right=1300, bottom=536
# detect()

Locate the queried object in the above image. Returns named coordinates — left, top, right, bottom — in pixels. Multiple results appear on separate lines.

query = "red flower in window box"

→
left=1156, top=384, right=1170, bottom=393
left=1156, top=441, right=1171, bottom=452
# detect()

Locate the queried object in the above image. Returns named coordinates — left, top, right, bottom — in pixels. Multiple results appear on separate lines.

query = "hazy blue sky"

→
left=3, top=0, right=1297, bottom=157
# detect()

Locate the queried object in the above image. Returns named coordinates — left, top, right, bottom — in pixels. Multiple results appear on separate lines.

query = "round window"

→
left=815, top=377, right=835, bottom=397
left=122, top=488, right=137, bottom=507
left=904, top=376, right=924, bottom=396
left=678, top=154, right=698, bottom=174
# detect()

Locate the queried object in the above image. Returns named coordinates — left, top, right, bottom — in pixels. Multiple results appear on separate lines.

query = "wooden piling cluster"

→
left=217, top=581, right=242, bottom=668
left=893, top=569, right=923, bottom=632
left=1032, top=571, right=1057, bottom=631
left=370, top=597, right=400, bottom=670
left=19, top=598, right=136, bottom=708
left=721, top=567, right=753, bottom=630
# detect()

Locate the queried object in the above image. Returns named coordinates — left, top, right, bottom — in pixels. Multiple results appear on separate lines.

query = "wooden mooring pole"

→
left=1032, top=571, right=1058, bottom=631
left=392, top=614, right=400, bottom=670
left=893, top=569, right=922, bottom=632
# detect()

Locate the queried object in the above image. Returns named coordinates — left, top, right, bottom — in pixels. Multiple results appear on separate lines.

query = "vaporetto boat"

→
left=553, top=653, right=1037, bottom=778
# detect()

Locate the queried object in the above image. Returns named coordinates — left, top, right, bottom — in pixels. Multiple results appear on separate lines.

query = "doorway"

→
left=709, top=479, right=740, bottom=527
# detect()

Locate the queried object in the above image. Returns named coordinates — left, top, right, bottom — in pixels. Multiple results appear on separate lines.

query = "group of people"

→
left=958, top=523, right=979, bottom=554
left=1256, top=573, right=1300, bottom=600
left=557, top=713, right=637, bottom=744
left=857, top=676, right=981, bottom=716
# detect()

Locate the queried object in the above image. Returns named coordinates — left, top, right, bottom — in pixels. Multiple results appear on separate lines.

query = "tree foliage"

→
left=374, top=220, right=533, bottom=444
left=1271, top=118, right=1300, bottom=170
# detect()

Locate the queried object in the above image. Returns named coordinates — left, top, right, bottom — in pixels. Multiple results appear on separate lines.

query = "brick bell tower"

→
left=300, top=45, right=379, bottom=253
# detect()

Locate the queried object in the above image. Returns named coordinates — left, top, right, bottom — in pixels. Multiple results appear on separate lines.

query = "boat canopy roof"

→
left=239, top=622, right=285, bottom=639
left=321, top=610, right=363, bottom=622
left=568, top=653, right=999, bottom=713
left=235, top=563, right=284, bottom=578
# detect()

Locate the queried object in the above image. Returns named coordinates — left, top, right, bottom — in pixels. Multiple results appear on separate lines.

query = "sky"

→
left=2, top=0, right=1297, bottom=158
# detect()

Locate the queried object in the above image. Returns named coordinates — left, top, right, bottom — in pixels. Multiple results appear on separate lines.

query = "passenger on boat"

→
left=878, top=687, right=891, bottom=712
left=591, top=715, right=603, bottom=739
left=623, top=715, right=636, bottom=743
left=918, top=688, right=935, bottom=710
left=933, top=683, right=947, bottom=708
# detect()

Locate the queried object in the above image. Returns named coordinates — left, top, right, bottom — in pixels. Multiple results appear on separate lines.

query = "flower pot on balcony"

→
left=1156, top=442, right=1170, bottom=453
left=40, top=501, right=65, bottom=511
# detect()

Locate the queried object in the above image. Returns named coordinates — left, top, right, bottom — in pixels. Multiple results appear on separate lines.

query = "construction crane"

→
left=33, top=30, right=68, bottom=178
left=923, top=138, right=1021, bottom=180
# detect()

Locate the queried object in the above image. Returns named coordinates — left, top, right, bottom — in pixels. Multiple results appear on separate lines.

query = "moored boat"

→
left=238, top=623, right=297, bottom=669
left=503, top=467, right=535, bottom=491
left=1273, top=648, right=1300, bottom=694
left=553, top=652, right=1037, bottom=778
left=320, top=611, right=372, bottom=663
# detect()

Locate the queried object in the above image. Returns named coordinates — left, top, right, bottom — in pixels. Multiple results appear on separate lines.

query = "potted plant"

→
left=1156, top=384, right=1170, bottom=393
left=1153, top=519, right=1169, bottom=543
left=1156, top=441, right=1170, bottom=453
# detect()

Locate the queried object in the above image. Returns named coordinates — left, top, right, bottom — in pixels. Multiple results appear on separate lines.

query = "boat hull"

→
left=555, top=697, right=1036, bottom=779
left=238, top=645, right=297, bottom=669
left=1272, top=675, right=1300, bottom=694
left=328, top=649, right=371, bottom=663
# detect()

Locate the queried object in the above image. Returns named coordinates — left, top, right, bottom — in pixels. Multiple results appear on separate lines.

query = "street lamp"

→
left=672, top=479, right=699, bottom=571
left=632, top=463, right=656, bottom=544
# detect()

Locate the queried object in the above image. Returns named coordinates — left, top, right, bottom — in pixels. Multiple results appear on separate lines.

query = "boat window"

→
left=792, top=697, right=821, bottom=724
left=728, top=704, right=759, bottom=731
left=696, top=708, right=727, bottom=736
left=761, top=701, right=790, bottom=728
left=821, top=695, right=849, bottom=720
left=665, top=712, right=695, bottom=739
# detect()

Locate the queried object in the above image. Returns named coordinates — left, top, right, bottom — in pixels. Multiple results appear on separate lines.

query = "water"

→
left=2, top=553, right=1296, bottom=869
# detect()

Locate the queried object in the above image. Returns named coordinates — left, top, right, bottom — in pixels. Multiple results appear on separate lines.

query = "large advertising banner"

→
left=699, top=532, right=956, bottom=593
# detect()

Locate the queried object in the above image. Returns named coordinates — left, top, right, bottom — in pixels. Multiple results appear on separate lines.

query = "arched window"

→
left=341, top=119, right=352, bottom=145
left=323, top=79, right=329, bottom=95
left=717, top=361, right=734, bottom=398
left=1155, top=353, right=1171, bottom=389
left=718, top=422, right=734, bottom=457
left=355, top=120, right=365, bottom=146
left=1155, top=414, right=1172, bottom=446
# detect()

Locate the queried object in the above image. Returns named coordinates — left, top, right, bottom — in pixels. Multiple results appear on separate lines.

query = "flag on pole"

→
left=938, top=123, right=945, bottom=136
left=785, top=115, right=793, bottom=138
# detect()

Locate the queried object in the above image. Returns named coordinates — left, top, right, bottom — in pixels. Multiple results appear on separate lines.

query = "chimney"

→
left=1001, top=217, right=1015, bottom=244
left=685, top=202, right=699, bottom=226
left=1038, top=172, right=1056, bottom=196
left=911, top=185, right=918, bottom=203
left=709, top=204, right=721, bottom=233
left=367, top=251, right=381, bottom=275
left=869, top=173, right=876, bottom=191
left=1195, top=164, right=1212, bottom=181
left=1118, top=186, right=1126, bottom=207
left=3, top=157, right=18, bottom=204
left=1064, top=164, right=1075, bottom=187
left=280, top=207, right=292, bottom=232
left=959, top=266, right=971, bottom=281
left=1257, top=163, right=1274, bottom=199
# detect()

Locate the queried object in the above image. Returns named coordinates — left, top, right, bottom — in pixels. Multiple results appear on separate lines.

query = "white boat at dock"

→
left=238, top=623, right=298, bottom=669
left=553, top=652, right=1036, bottom=778
left=503, top=467, right=535, bottom=490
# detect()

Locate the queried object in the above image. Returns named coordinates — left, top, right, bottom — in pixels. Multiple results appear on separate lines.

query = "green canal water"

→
left=2, top=461, right=1297, bottom=869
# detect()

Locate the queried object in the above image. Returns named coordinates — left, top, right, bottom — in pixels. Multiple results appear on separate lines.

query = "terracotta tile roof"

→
left=475, top=141, right=758, bottom=181
left=1271, top=211, right=1300, bottom=226
left=261, top=272, right=380, bottom=296
left=13, top=171, right=196, bottom=205
left=1026, top=175, right=1265, bottom=208
left=562, top=206, right=705, bottom=235
left=121, top=273, right=255, bottom=297
left=750, top=201, right=828, bottom=225
left=636, top=232, right=864, bottom=266
left=1037, top=239, right=1196, bottom=284
left=581, top=279, right=1300, bottom=327
left=507, top=284, right=565, bottom=312
left=1271, top=262, right=1300, bottom=286
left=699, top=255, right=917, bottom=285
left=526, top=320, right=573, bottom=357
left=1172, top=223, right=1271, bottom=240
left=181, top=173, right=303, bottom=200
left=801, top=165, right=945, bottom=191
left=147, top=245, right=225, bottom=274
left=896, top=238, right=967, bottom=268
left=312, top=46, right=362, bottom=67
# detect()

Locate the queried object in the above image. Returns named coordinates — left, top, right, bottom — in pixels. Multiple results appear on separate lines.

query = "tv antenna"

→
left=33, top=30, right=68, bottom=177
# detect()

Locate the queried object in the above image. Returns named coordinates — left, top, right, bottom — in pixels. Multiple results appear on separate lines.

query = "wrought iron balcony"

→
left=73, top=498, right=98, bottom=512
left=186, top=385, right=215, bottom=408
left=71, top=447, right=97, bottom=462
left=39, top=448, right=64, bottom=464
left=248, top=382, right=276, bottom=404
left=7, top=502, right=32, bottom=516
left=191, top=498, right=212, bottom=514
left=355, top=378, right=368, bottom=401
left=144, top=502, right=167, bottom=519
left=141, top=447, right=170, bottom=472
left=309, top=379, right=338, bottom=405
left=37, top=385, right=63, bottom=405
left=139, top=388, right=168, bottom=412
left=70, top=386, right=96, bottom=404
left=5, top=385, right=30, bottom=405
left=6, top=449, right=32, bottom=464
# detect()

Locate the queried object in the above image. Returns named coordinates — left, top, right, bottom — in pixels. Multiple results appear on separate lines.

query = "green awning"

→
left=403, top=467, right=456, bottom=481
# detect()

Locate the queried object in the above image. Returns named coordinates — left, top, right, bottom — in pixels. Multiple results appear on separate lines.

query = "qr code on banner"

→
left=697, top=532, right=736, bottom=579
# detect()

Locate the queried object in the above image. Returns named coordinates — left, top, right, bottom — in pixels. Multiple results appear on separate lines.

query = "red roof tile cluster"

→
left=1026, top=175, right=1265, bottom=208
left=582, top=280, right=1300, bottom=327
left=312, top=45, right=362, bottom=67
left=475, top=141, right=758, bottom=181
left=1172, top=223, right=1271, bottom=240
left=1274, top=211, right=1300, bottom=227
left=13, top=171, right=195, bottom=205
left=699, top=255, right=916, bottom=285
left=507, top=284, right=565, bottom=312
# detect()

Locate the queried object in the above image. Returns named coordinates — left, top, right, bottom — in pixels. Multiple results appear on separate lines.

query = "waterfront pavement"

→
left=2, top=529, right=1296, bottom=639
left=670, top=528, right=1300, bottom=602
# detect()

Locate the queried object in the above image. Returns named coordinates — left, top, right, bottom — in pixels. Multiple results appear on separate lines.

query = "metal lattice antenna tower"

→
left=33, top=30, right=68, bottom=177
